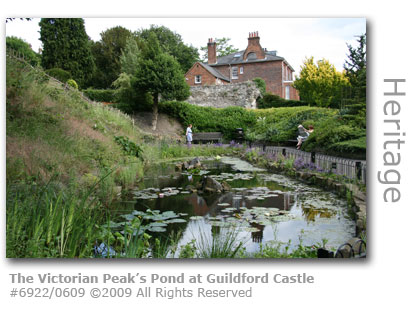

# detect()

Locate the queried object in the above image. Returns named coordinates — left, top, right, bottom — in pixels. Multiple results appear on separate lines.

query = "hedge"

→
left=257, top=93, right=307, bottom=108
left=83, top=89, right=116, bottom=102
left=159, top=101, right=257, bottom=140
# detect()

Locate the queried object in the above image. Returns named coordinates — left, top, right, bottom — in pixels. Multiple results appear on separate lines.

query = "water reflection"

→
left=115, top=158, right=355, bottom=253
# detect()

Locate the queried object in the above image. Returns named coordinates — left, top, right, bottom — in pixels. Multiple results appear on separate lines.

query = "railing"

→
left=253, top=145, right=366, bottom=184
left=6, top=48, right=96, bottom=106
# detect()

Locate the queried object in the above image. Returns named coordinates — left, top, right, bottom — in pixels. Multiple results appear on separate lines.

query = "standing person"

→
left=186, top=124, right=193, bottom=147
left=296, top=124, right=314, bottom=149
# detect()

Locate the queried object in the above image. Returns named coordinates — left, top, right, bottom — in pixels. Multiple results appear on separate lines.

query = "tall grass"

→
left=6, top=183, right=103, bottom=258
left=195, top=227, right=245, bottom=258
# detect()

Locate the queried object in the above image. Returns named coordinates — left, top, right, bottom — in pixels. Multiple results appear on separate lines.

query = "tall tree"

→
left=200, top=37, right=239, bottom=61
left=344, top=33, right=366, bottom=102
left=136, top=25, right=199, bottom=73
left=133, top=32, right=190, bottom=130
left=294, top=57, right=350, bottom=108
left=90, top=26, right=133, bottom=88
left=39, top=18, right=95, bottom=87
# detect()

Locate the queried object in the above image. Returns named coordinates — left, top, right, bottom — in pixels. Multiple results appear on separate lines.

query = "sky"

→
left=6, top=17, right=366, bottom=76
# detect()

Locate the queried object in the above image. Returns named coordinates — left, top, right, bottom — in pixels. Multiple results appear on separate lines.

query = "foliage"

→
left=132, top=32, right=190, bottom=130
left=39, top=18, right=95, bottom=88
left=250, top=107, right=337, bottom=143
left=120, top=36, right=140, bottom=75
left=111, top=72, right=153, bottom=112
left=90, top=26, right=134, bottom=88
left=200, top=37, right=239, bottom=61
left=294, top=57, right=350, bottom=108
left=6, top=36, right=40, bottom=66
left=114, top=136, right=143, bottom=159
left=6, top=183, right=103, bottom=258
left=46, top=68, right=72, bottom=83
left=83, top=88, right=116, bottom=102
left=344, top=34, right=366, bottom=103
left=136, top=25, right=200, bottom=73
left=195, top=228, right=244, bottom=258
left=67, top=79, right=78, bottom=90
left=257, top=93, right=307, bottom=108
left=252, top=77, right=266, bottom=96
left=302, top=106, right=366, bottom=158
left=159, top=101, right=257, bottom=140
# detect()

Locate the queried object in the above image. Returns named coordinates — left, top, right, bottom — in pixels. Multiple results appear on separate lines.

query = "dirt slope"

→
left=131, top=112, right=185, bottom=140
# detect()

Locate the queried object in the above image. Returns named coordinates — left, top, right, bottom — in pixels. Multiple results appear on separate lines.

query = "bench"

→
left=193, top=132, right=223, bottom=144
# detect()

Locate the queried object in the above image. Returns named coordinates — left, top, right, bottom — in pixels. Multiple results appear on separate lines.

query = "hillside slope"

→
left=6, top=56, right=147, bottom=198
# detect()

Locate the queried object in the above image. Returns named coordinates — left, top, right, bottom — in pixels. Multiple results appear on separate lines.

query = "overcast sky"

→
left=6, top=17, right=366, bottom=75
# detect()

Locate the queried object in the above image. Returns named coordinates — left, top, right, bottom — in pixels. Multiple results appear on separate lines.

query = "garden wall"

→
left=186, top=81, right=261, bottom=109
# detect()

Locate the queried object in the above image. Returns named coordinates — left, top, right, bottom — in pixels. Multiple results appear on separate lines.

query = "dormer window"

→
left=247, top=52, right=257, bottom=60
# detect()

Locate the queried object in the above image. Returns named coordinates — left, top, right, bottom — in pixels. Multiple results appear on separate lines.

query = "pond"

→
left=111, top=157, right=356, bottom=256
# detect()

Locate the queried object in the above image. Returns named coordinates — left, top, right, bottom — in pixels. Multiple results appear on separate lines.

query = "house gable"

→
left=185, top=62, right=229, bottom=86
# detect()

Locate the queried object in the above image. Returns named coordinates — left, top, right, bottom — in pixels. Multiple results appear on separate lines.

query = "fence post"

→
left=311, top=151, right=316, bottom=164
left=355, top=161, right=362, bottom=180
left=282, top=148, right=286, bottom=157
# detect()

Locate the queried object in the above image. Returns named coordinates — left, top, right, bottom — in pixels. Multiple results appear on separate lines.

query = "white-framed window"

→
left=232, top=67, right=238, bottom=79
left=195, top=75, right=202, bottom=84
left=285, top=86, right=290, bottom=100
left=239, top=66, right=244, bottom=74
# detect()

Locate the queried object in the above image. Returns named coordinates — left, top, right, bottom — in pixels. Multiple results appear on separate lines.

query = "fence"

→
left=255, top=145, right=366, bottom=184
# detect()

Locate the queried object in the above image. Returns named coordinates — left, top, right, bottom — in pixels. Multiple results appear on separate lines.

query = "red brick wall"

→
left=212, top=61, right=283, bottom=96
left=211, top=61, right=299, bottom=100
left=185, top=63, right=218, bottom=86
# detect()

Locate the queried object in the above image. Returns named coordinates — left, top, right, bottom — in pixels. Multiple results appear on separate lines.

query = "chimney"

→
left=248, top=31, right=260, bottom=48
left=207, top=38, right=217, bottom=64
left=244, top=31, right=265, bottom=60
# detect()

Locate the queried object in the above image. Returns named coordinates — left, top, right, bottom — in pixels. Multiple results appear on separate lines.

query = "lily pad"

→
left=217, top=203, right=231, bottom=207
left=165, top=218, right=187, bottom=224
left=148, top=226, right=167, bottom=232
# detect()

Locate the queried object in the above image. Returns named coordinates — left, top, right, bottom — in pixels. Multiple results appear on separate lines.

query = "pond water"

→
left=112, top=157, right=356, bottom=256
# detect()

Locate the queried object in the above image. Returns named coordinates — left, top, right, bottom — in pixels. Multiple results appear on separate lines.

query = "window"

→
left=285, top=86, right=290, bottom=100
left=195, top=75, right=202, bottom=84
left=240, top=66, right=244, bottom=74
left=232, top=67, right=238, bottom=79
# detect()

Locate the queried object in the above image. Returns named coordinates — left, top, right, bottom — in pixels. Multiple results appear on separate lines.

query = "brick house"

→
left=185, top=32, right=299, bottom=100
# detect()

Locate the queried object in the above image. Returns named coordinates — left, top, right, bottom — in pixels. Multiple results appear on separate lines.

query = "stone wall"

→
left=186, top=81, right=261, bottom=109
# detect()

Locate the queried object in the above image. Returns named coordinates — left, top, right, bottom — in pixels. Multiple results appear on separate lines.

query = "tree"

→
left=120, top=36, right=140, bottom=75
left=6, top=36, right=40, bottom=66
left=39, top=18, right=95, bottom=87
left=137, top=25, right=199, bottom=73
left=133, top=33, right=190, bottom=130
left=90, top=26, right=134, bottom=88
left=293, top=57, right=350, bottom=108
left=200, top=37, right=239, bottom=61
left=344, top=33, right=366, bottom=102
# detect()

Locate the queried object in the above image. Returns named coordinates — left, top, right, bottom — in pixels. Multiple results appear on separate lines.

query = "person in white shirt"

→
left=186, top=124, right=193, bottom=147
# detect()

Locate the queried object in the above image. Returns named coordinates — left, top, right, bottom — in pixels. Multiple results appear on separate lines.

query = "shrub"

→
left=83, top=88, right=116, bottom=102
left=67, top=79, right=78, bottom=90
left=257, top=93, right=307, bottom=108
left=46, top=68, right=72, bottom=83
